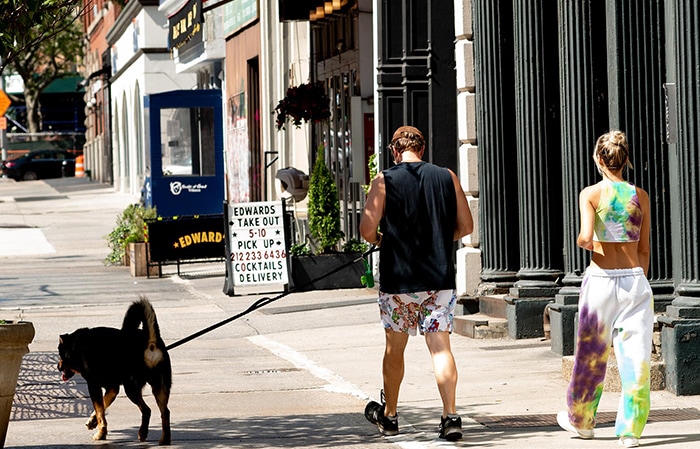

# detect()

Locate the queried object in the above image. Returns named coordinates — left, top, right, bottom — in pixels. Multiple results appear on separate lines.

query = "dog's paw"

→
left=92, top=427, right=107, bottom=441
left=85, top=415, right=97, bottom=430
left=159, top=433, right=171, bottom=445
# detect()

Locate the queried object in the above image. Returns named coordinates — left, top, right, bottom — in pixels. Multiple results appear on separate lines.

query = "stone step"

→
left=561, top=353, right=666, bottom=391
left=457, top=296, right=479, bottom=315
left=454, top=314, right=508, bottom=339
left=479, top=294, right=508, bottom=319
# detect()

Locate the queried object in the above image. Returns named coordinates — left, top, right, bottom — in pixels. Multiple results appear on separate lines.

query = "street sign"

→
left=0, top=89, right=11, bottom=116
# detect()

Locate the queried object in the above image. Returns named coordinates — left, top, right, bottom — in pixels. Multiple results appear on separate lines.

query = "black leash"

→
left=166, top=246, right=379, bottom=350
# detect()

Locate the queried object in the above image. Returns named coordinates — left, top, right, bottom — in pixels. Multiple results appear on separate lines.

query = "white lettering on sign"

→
left=228, top=200, right=288, bottom=286
left=170, top=181, right=209, bottom=196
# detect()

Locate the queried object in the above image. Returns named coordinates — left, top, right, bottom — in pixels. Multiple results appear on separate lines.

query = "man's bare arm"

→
left=451, top=170, right=473, bottom=240
left=360, top=173, right=386, bottom=245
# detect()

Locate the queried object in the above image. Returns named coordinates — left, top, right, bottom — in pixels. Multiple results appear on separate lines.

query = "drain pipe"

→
left=543, top=302, right=552, bottom=340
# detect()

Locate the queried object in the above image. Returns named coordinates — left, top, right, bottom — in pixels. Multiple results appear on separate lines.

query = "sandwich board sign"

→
left=226, top=200, right=288, bottom=287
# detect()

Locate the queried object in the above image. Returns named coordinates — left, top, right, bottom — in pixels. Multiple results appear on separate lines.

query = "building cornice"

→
left=106, top=0, right=159, bottom=45
left=109, top=47, right=170, bottom=82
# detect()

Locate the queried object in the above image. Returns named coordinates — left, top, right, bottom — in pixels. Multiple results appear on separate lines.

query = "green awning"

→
left=43, top=76, right=84, bottom=93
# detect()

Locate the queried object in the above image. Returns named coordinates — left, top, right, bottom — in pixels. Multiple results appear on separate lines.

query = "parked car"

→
left=1, top=149, right=77, bottom=181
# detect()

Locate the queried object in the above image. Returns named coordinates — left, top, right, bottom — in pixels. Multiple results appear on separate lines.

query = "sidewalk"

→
left=2, top=177, right=700, bottom=448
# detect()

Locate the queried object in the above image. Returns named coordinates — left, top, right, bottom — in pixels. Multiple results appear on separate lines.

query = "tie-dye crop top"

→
left=593, top=181, right=642, bottom=242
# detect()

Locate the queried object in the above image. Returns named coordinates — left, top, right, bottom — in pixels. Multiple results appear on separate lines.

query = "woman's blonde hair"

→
left=594, top=130, right=633, bottom=171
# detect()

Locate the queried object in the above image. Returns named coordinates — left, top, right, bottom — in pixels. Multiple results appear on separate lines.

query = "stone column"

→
left=659, top=0, right=700, bottom=396
left=507, top=0, right=564, bottom=339
left=549, top=0, right=609, bottom=355
left=472, top=0, right=520, bottom=292
left=606, top=0, right=675, bottom=310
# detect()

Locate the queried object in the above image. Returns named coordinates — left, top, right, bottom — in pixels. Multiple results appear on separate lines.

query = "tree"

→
left=2, top=1, right=84, bottom=134
left=0, top=0, right=83, bottom=73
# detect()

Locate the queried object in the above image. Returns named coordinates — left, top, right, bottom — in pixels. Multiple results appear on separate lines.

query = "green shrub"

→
left=290, top=242, right=311, bottom=256
left=308, top=149, right=344, bottom=254
left=362, top=153, right=378, bottom=194
left=104, top=204, right=157, bottom=265
left=343, top=238, right=368, bottom=253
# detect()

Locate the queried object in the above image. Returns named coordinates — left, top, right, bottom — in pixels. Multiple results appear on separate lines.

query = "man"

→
left=360, top=125, right=473, bottom=441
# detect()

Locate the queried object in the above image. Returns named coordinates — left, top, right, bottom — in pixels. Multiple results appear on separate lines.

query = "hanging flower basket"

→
left=274, top=82, right=331, bottom=130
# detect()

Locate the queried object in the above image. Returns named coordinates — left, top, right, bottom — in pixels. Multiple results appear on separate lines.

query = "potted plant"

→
left=274, top=82, right=331, bottom=130
left=0, top=319, right=35, bottom=447
left=104, top=204, right=158, bottom=277
left=289, top=150, right=366, bottom=291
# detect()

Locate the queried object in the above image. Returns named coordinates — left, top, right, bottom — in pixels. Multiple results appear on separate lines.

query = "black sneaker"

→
left=439, top=414, right=463, bottom=441
left=364, top=400, right=399, bottom=436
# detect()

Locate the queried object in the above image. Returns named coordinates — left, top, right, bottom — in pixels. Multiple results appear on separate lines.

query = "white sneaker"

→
left=556, top=411, right=594, bottom=439
left=618, top=437, right=640, bottom=447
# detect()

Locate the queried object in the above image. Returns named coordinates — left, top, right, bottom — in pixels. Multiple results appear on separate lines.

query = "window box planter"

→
left=290, top=253, right=365, bottom=292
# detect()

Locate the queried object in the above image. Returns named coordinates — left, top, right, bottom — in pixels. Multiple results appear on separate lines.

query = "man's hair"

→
left=390, top=125, right=425, bottom=154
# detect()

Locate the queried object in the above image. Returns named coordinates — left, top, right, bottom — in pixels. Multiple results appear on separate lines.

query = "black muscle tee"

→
left=378, top=161, right=457, bottom=293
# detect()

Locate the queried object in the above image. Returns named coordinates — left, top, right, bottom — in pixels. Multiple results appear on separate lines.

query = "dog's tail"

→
left=123, top=295, right=165, bottom=368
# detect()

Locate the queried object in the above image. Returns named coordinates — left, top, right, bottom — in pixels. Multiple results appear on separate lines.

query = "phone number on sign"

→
left=230, top=249, right=287, bottom=262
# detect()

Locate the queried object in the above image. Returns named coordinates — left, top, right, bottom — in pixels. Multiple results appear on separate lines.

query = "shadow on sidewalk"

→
left=44, top=177, right=113, bottom=194
left=12, top=352, right=91, bottom=421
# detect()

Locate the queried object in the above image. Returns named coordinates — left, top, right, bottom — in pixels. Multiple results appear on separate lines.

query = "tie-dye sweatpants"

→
left=565, top=266, right=654, bottom=438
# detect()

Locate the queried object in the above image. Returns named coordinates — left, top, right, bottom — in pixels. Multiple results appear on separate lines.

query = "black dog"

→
left=58, top=296, right=172, bottom=445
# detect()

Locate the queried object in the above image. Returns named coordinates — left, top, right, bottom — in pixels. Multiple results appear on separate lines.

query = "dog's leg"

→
left=152, top=382, right=171, bottom=445
left=102, top=386, right=119, bottom=414
left=85, top=412, right=97, bottom=430
left=87, top=384, right=108, bottom=440
left=85, top=386, right=119, bottom=430
left=125, top=383, right=151, bottom=442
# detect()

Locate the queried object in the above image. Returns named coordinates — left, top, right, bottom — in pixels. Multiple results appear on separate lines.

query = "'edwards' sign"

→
left=148, top=215, right=225, bottom=263
left=228, top=201, right=288, bottom=286
left=168, top=0, right=203, bottom=52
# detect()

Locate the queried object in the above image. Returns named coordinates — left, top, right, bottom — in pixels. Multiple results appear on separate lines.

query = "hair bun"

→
left=609, top=130, right=627, bottom=146
left=595, top=130, right=631, bottom=172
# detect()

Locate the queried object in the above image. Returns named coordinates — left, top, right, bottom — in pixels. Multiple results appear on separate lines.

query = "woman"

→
left=557, top=130, right=653, bottom=449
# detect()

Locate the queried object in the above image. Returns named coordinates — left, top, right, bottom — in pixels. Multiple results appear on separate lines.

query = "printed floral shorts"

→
left=377, top=290, right=456, bottom=336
